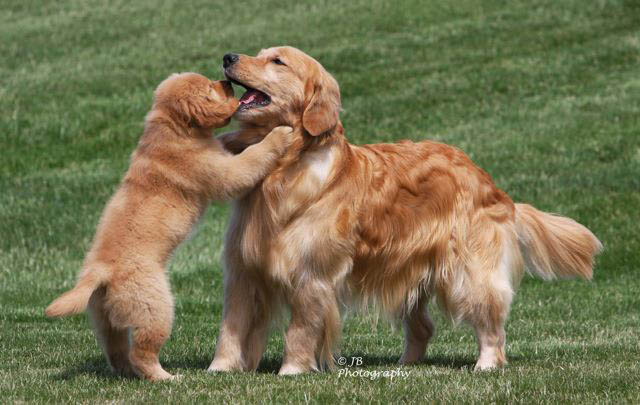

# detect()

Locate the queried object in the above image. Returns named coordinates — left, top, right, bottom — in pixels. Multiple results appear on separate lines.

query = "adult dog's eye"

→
left=272, top=57, right=286, bottom=66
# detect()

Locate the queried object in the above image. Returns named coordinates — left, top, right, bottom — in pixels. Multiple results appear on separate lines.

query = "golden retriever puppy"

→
left=209, top=46, right=603, bottom=375
left=45, top=72, right=293, bottom=380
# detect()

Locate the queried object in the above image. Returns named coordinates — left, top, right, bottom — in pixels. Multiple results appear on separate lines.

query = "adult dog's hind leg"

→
left=473, top=320, right=507, bottom=371
left=399, top=296, right=435, bottom=365
left=469, top=241, right=515, bottom=370
left=87, top=286, right=133, bottom=376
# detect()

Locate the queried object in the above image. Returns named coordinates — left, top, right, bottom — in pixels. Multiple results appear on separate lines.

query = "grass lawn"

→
left=1, top=0, right=639, bottom=402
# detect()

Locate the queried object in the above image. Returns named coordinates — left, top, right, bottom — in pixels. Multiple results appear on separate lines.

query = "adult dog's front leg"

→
left=279, top=280, right=340, bottom=375
left=208, top=268, right=259, bottom=372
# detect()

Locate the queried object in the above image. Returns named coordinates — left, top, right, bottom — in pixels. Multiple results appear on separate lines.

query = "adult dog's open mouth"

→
left=225, top=75, right=271, bottom=111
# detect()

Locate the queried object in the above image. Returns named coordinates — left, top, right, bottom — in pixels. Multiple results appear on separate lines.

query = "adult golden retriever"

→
left=210, top=47, right=602, bottom=374
left=45, top=73, right=293, bottom=380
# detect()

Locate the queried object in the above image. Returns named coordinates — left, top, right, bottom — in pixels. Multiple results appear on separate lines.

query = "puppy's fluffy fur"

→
left=210, top=46, right=602, bottom=374
left=45, top=72, right=292, bottom=380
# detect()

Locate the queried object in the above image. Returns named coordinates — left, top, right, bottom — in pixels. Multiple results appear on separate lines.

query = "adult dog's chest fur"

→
left=229, top=144, right=352, bottom=278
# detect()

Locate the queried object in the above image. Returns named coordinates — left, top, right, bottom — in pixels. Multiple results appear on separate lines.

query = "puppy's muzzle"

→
left=221, top=80, right=234, bottom=96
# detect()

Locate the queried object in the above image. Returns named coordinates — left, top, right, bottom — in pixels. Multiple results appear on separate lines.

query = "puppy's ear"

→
left=302, top=69, right=341, bottom=136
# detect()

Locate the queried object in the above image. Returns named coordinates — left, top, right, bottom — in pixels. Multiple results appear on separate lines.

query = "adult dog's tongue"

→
left=239, top=89, right=266, bottom=106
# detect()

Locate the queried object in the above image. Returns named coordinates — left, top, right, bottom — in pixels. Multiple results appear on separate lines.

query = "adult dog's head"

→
left=223, top=46, right=341, bottom=137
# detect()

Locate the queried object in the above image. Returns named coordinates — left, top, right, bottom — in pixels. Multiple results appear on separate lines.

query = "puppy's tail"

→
left=515, top=203, right=602, bottom=280
left=45, top=268, right=108, bottom=317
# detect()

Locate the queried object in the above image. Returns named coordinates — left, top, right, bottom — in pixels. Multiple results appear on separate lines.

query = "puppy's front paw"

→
left=265, top=125, right=294, bottom=154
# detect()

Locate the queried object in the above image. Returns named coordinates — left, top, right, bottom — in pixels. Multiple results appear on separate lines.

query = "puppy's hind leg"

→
left=399, top=295, right=435, bottom=365
left=129, top=324, right=173, bottom=381
left=114, top=271, right=175, bottom=381
left=87, top=286, right=133, bottom=377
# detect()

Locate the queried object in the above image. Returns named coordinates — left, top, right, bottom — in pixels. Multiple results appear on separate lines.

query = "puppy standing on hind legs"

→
left=45, top=72, right=294, bottom=381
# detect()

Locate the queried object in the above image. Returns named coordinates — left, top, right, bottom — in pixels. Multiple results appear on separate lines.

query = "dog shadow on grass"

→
left=55, top=352, right=520, bottom=380
left=55, top=354, right=212, bottom=381
left=330, top=353, right=476, bottom=370
left=255, top=353, right=484, bottom=374
left=161, top=351, right=477, bottom=375
left=55, top=355, right=128, bottom=381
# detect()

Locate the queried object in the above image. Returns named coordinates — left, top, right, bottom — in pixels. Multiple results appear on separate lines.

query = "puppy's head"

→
left=153, top=72, right=239, bottom=130
left=223, top=46, right=341, bottom=137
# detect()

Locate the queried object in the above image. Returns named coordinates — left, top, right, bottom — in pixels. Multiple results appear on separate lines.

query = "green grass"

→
left=1, top=0, right=639, bottom=402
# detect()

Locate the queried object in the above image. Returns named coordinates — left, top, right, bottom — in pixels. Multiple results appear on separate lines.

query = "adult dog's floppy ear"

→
left=302, top=68, right=341, bottom=136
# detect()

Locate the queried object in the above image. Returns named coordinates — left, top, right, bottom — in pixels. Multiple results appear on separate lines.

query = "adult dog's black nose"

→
left=223, top=53, right=239, bottom=69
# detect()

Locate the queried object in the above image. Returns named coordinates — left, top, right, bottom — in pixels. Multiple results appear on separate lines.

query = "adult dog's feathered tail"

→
left=45, top=269, right=108, bottom=317
left=515, top=203, right=602, bottom=280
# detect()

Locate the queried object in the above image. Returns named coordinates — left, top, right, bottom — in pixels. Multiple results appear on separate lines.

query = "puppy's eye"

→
left=272, top=57, right=286, bottom=66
